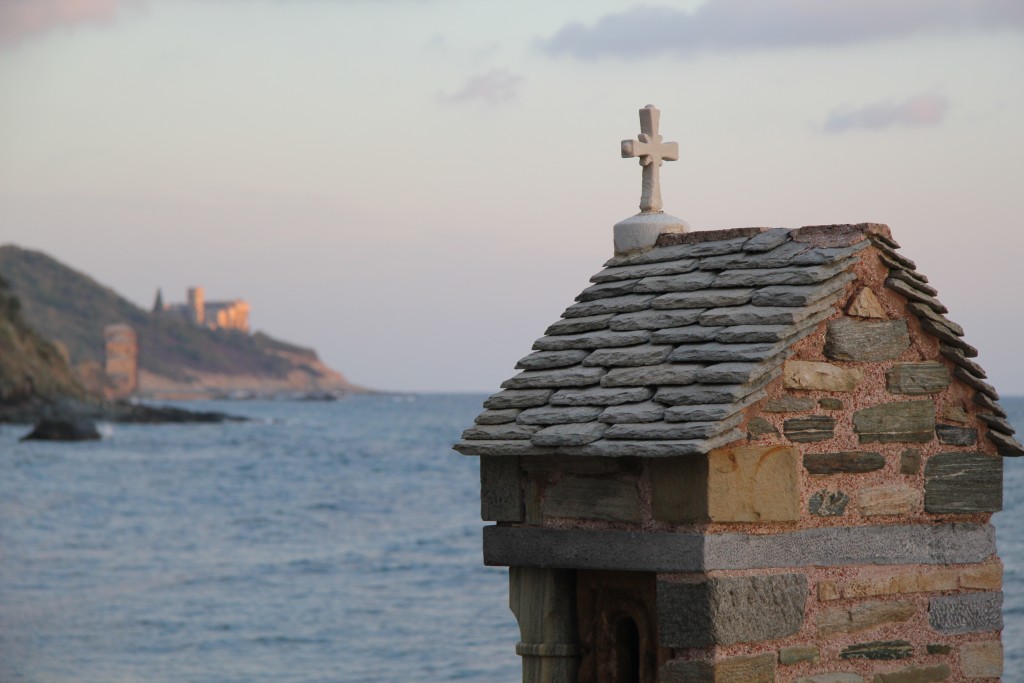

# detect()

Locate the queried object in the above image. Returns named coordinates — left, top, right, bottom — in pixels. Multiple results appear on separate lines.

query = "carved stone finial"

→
left=614, top=105, right=688, bottom=255
left=621, top=104, right=679, bottom=213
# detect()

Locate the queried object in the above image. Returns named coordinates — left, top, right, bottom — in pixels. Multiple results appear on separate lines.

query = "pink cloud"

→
left=439, top=69, right=524, bottom=106
left=0, top=0, right=144, bottom=47
left=823, top=94, right=949, bottom=133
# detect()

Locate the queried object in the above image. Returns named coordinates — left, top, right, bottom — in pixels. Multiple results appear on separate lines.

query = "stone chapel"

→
left=454, top=106, right=1019, bottom=683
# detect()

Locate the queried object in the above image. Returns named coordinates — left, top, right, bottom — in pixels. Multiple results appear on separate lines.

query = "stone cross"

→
left=621, top=104, right=678, bottom=214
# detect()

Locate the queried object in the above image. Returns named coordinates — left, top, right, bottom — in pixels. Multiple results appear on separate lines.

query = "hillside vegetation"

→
left=0, top=274, right=87, bottom=405
left=0, top=245, right=354, bottom=395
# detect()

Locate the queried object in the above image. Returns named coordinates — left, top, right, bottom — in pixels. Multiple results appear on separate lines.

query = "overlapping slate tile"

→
left=457, top=227, right=1018, bottom=462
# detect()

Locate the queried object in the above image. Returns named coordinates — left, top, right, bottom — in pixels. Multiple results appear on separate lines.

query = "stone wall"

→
left=480, top=238, right=1004, bottom=682
left=103, top=323, right=137, bottom=399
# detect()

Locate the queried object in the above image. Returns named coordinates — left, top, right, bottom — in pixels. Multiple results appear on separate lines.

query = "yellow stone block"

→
left=960, top=562, right=1002, bottom=590
left=817, top=580, right=841, bottom=601
left=707, top=445, right=800, bottom=522
left=960, top=641, right=1003, bottom=678
left=856, top=484, right=921, bottom=517
left=842, top=569, right=957, bottom=599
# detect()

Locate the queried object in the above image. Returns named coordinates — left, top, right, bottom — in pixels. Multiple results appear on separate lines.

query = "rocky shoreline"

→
left=1, top=397, right=245, bottom=428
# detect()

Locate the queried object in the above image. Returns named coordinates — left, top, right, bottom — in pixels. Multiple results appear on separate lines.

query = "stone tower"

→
left=454, top=107, right=1017, bottom=683
left=187, top=286, right=205, bottom=326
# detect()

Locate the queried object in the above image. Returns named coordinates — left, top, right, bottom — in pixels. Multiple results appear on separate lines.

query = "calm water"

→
left=0, top=394, right=1021, bottom=682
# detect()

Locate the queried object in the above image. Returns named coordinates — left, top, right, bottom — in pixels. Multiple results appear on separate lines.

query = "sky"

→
left=0, top=0, right=1022, bottom=393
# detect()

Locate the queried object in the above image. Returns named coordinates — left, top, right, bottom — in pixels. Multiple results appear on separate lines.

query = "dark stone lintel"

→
left=482, top=523, right=995, bottom=571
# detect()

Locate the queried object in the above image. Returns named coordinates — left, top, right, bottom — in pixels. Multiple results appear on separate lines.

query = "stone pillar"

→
left=509, top=567, right=580, bottom=683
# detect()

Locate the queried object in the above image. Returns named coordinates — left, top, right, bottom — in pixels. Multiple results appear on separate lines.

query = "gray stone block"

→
left=598, top=401, right=665, bottom=423
left=700, top=239, right=811, bottom=269
left=543, top=314, right=614, bottom=336
left=605, top=414, right=742, bottom=441
left=874, top=240, right=917, bottom=270
left=819, top=397, right=844, bottom=410
left=668, top=342, right=781, bottom=363
left=886, top=362, right=951, bottom=395
left=714, top=259, right=855, bottom=287
left=664, top=403, right=744, bottom=422
left=590, top=258, right=698, bottom=283
left=608, top=308, right=702, bottom=331
left=853, top=400, right=935, bottom=444
left=483, top=389, right=553, bottom=409
left=474, top=409, right=520, bottom=425
left=453, top=440, right=554, bottom=457
left=900, top=449, right=922, bottom=475
left=824, top=318, right=910, bottom=361
left=601, top=363, right=702, bottom=387
left=636, top=271, right=718, bottom=294
left=924, top=452, right=1002, bottom=513
left=557, top=429, right=744, bottom=458
left=935, top=424, right=977, bottom=446
left=550, top=386, right=652, bottom=406
left=940, top=344, right=987, bottom=379
left=544, top=476, right=641, bottom=523
left=645, top=287, right=754, bottom=308
left=953, top=366, right=997, bottom=400
left=988, top=429, right=1024, bottom=457
left=483, top=526, right=705, bottom=571
left=889, top=266, right=938, bottom=295
left=699, top=302, right=829, bottom=327
left=582, top=344, right=672, bottom=367
left=747, top=417, right=778, bottom=438
left=885, top=276, right=948, bottom=314
left=482, top=523, right=995, bottom=571
left=698, top=358, right=783, bottom=384
left=531, top=422, right=607, bottom=446
left=651, top=325, right=723, bottom=344
left=977, top=412, right=1014, bottom=436
left=532, top=329, right=650, bottom=351
left=809, top=490, right=850, bottom=516
left=804, top=451, right=885, bottom=474
left=560, top=294, right=655, bottom=318
left=751, top=272, right=856, bottom=307
left=784, top=415, right=836, bottom=443
left=658, top=573, right=807, bottom=647
left=713, top=324, right=791, bottom=343
left=928, top=592, right=1003, bottom=634
left=973, top=391, right=1006, bottom=418
left=919, top=317, right=977, bottom=357
left=742, top=227, right=791, bottom=252
left=764, top=396, right=816, bottom=412
left=703, top=523, right=995, bottom=570
left=872, top=664, right=951, bottom=683
left=839, top=641, right=913, bottom=661
left=501, top=367, right=605, bottom=389
left=575, top=279, right=638, bottom=302
left=480, top=456, right=522, bottom=522
left=516, top=350, right=591, bottom=371
left=462, top=423, right=540, bottom=440
left=517, top=405, right=603, bottom=425
left=908, top=302, right=963, bottom=336
left=655, top=372, right=776, bottom=406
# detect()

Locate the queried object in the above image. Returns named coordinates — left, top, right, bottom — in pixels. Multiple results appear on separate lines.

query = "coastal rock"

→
left=20, top=416, right=100, bottom=441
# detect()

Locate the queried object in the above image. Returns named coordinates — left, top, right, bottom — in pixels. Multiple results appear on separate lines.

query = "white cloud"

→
left=438, top=69, right=523, bottom=106
left=539, top=0, right=1024, bottom=60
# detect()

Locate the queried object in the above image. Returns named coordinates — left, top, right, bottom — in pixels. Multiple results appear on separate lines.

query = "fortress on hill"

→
left=154, top=286, right=250, bottom=333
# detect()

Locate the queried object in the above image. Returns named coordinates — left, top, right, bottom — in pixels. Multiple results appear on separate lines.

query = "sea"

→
left=0, top=394, right=1021, bottom=683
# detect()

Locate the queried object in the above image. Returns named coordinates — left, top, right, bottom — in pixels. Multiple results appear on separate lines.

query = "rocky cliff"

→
left=0, top=273, right=87, bottom=407
left=0, top=245, right=361, bottom=399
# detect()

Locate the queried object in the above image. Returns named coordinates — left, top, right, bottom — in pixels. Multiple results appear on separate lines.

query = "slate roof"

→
left=454, top=224, right=1023, bottom=459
